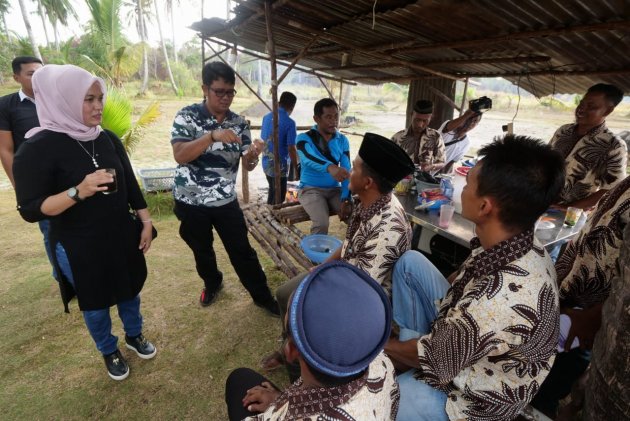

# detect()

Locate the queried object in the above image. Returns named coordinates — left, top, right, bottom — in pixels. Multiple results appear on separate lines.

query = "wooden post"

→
left=265, top=0, right=282, bottom=204
left=459, top=77, right=469, bottom=117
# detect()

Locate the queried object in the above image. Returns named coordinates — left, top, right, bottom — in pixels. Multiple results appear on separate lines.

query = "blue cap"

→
left=288, top=261, right=392, bottom=377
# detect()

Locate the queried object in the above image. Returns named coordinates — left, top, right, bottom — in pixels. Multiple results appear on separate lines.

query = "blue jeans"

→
left=38, top=219, right=59, bottom=281
left=392, top=250, right=450, bottom=421
left=55, top=243, right=143, bottom=355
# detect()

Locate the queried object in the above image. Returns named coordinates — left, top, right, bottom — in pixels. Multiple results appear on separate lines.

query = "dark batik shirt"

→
left=170, top=102, right=252, bottom=207
left=391, top=126, right=445, bottom=166
left=246, top=353, right=399, bottom=421
left=556, top=176, right=630, bottom=309
left=341, top=193, right=412, bottom=293
left=550, top=123, right=627, bottom=204
left=414, top=230, right=559, bottom=421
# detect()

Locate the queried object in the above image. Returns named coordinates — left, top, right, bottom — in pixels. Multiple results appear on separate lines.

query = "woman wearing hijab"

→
left=13, top=64, right=156, bottom=381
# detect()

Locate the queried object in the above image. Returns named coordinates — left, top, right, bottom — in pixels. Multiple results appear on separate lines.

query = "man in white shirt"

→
left=438, top=108, right=482, bottom=168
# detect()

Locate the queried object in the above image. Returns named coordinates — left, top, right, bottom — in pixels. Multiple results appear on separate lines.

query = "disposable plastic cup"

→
left=439, top=204, right=455, bottom=228
left=563, top=207, right=582, bottom=227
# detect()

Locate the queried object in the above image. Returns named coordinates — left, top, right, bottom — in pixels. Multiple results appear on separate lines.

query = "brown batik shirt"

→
left=391, top=126, right=446, bottom=166
left=549, top=123, right=627, bottom=205
left=556, top=176, right=630, bottom=309
left=414, top=229, right=559, bottom=421
left=341, top=193, right=412, bottom=293
left=246, top=353, right=399, bottom=421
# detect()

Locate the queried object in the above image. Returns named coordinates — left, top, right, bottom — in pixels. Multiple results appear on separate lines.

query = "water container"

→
left=452, top=172, right=467, bottom=214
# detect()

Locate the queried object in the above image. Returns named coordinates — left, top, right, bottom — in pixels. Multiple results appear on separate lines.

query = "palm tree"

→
left=17, top=0, right=42, bottom=60
left=36, top=0, right=51, bottom=46
left=41, top=0, right=77, bottom=51
left=153, top=0, right=178, bottom=95
left=134, top=0, right=149, bottom=95
left=165, top=0, right=178, bottom=62
left=101, top=87, right=161, bottom=154
left=82, top=0, right=141, bottom=86
left=0, top=0, right=11, bottom=39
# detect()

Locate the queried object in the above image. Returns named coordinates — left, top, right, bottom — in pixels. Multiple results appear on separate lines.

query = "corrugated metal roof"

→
left=191, top=0, right=630, bottom=95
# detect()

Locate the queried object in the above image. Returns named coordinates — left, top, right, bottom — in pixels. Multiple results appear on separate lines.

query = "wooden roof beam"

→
left=315, top=55, right=551, bottom=72
left=281, top=19, right=630, bottom=59
left=281, top=17, right=459, bottom=80
left=207, top=37, right=357, bottom=85
left=456, top=68, right=630, bottom=78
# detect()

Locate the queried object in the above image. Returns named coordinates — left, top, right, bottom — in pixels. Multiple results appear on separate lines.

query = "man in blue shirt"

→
left=297, top=98, right=352, bottom=234
left=170, top=61, right=279, bottom=315
left=260, top=91, right=298, bottom=205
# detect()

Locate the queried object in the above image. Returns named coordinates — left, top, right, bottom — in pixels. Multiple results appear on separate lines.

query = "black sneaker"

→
left=103, top=349, right=129, bottom=381
left=254, top=298, right=280, bottom=317
left=200, top=282, right=223, bottom=307
left=125, top=334, right=157, bottom=360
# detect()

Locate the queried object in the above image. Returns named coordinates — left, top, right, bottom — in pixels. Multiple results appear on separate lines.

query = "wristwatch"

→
left=67, top=186, right=84, bottom=202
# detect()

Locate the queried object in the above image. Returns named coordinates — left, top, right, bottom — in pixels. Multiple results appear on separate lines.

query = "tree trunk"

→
left=169, top=7, right=177, bottom=63
left=53, top=19, right=60, bottom=51
left=36, top=0, right=50, bottom=47
left=257, top=59, right=263, bottom=97
left=138, top=0, right=149, bottom=95
left=17, top=0, right=42, bottom=61
left=583, top=222, right=630, bottom=419
left=341, top=84, right=352, bottom=114
left=2, top=13, right=9, bottom=39
left=154, top=0, right=178, bottom=95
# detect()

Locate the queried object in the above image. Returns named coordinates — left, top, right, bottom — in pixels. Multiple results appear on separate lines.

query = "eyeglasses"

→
left=208, top=88, right=237, bottom=98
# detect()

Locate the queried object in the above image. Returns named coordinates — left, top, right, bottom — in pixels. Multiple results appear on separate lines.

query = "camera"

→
left=469, top=96, right=492, bottom=113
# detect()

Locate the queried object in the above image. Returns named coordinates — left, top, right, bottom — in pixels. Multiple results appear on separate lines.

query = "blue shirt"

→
left=296, top=126, right=351, bottom=200
left=260, top=107, right=297, bottom=177
left=170, top=102, right=252, bottom=207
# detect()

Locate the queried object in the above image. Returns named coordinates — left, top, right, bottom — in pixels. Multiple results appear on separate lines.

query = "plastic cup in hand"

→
left=100, top=168, right=118, bottom=194
left=439, top=204, right=455, bottom=228
left=563, top=206, right=582, bottom=227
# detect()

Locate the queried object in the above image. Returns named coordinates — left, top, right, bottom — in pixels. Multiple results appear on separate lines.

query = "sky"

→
left=5, top=0, right=229, bottom=49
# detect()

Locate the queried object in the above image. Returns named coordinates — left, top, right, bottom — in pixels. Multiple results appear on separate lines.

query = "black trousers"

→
left=530, top=347, right=590, bottom=416
left=266, top=175, right=288, bottom=205
left=174, top=200, right=274, bottom=304
left=225, top=368, right=279, bottom=421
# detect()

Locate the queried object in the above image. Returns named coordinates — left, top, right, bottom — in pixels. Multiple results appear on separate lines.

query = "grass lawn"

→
left=0, top=186, right=298, bottom=418
left=1, top=81, right=628, bottom=418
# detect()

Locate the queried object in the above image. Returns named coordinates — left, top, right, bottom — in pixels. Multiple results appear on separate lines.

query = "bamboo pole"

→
left=277, top=34, right=320, bottom=86
left=459, top=77, right=470, bottom=117
left=264, top=0, right=282, bottom=205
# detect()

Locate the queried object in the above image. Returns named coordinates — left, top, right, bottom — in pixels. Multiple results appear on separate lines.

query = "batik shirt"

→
left=556, top=176, right=630, bottom=309
left=549, top=123, right=627, bottom=205
left=170, top=102, right=252, bottom=207
left=245, top=353, right=399, bottom=421
left=391, top=126, right=445, bottom=166
left=414, top=229, right=559, bottom=421
left=341, top=193, right=411, bottom=293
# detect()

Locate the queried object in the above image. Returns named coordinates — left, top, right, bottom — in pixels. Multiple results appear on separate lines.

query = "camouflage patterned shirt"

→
left=170, top=102, right=251, bottom=207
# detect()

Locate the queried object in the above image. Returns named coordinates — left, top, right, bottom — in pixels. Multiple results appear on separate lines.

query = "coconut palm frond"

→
left=102, top=88, right=133, bottom=138
left=121, top=101, right=161, bottom=154
left=80, top=54, right=115, bottom=85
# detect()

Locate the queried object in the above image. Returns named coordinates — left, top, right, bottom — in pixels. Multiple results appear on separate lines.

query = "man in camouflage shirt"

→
left=170, top=61, right=278, bottom=315
left=391, top=99, right=446, bottom=173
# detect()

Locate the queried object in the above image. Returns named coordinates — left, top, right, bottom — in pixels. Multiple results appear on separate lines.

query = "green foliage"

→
left=169, top=61, right=198, bottom=96
left=101, top=87, right=161, bottom=154
left=574, top=94, right=583, bottom=106
left=143, top=190, right=174, bottom=219
left=102, top=88, right=133, bottom=137
left=121, top=101, right=160, bottom=154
